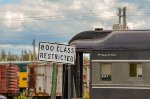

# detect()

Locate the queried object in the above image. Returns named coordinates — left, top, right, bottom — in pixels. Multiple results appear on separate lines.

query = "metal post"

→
left=118, top=8, right=122, bottom=25
left=32, top=39, right=36, bottom=62
left=51, top=63, right=58, bottom=99
left=123, top=7, right=126, bottom=29
left=68, top=65, right=72, bottom=99
left=62, top=64, right=67, bottom=99
left=74, top=52, right=83, bottom=98
left=72, top=75, right=77, bottom=98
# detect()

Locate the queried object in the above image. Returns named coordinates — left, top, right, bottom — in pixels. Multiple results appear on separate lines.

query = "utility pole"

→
left=114, top=6, right=127, bottom=30
left=32, top=39, right=36, bottom=62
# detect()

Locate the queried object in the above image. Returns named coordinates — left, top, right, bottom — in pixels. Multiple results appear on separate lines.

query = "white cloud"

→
left=0, top=0, right=118, bottom=32
left=4, top=11, right=26, bottom=31
left=127, top=21, right=146, bottom=29
left=0, top=0, right=149, bottom=32
left=70, top=0, right=82, bottom=10
left=89, top=0, right=117, bottom=21
left=0, top=0, right=65, bottom=31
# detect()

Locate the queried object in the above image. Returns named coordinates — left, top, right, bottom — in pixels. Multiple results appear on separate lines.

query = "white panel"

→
left=87, top=66, right=90, bottom=90
left=92, top=60, right=150, bottom=62
left=56, top=64, right=63, bottom=96
left=35, top=64, right=46, bottom=92
left=34, top=62, right=63, bottom=96
left=45, top=63, right=53, bottom=95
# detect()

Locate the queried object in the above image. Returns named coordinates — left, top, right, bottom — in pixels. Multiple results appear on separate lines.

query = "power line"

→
left=0, top=11, right=117, bottom=24
left=0, top=9, right=150, bottom=25
left=0, top=31, right=77, bottom=39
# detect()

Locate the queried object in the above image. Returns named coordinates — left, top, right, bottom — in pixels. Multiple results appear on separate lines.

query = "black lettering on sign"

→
left=60, top=46, right=63, bottom=52
left=50, top=46, right=54, bottom=51
left=68, top=48, right=70, bottom=53
left=48, top=54, right=51, bottom=59
left=71, top=48, right=74, bottom=53
left=60, top=55, right=63, bottom=60
left=46, top=45, right=49, bottom=50
left=51, top=54, right=55, bottom=59
left=40, top=53, right=44, bottom=58
left=64, top=55, right=67, bottom=61
left=70, top=56, right=73, bottom=62
left=55, top=54, right=58, bottom=60
left=64, top=47, right=67, bottom=53
left=67, top=56, right=70, bottom=61
left=57, top=46, right=59, bottom=52
left=57, top=45, right=64, bottom=52
left=41, top=45, right=44, bottom=50
left=45, top=45, right=54, bottom=51
left=44, top=53, right=47, bottom=59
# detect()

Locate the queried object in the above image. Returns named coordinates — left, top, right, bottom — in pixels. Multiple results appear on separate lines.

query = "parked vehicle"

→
left=69, top=29, right=150, bottom=99
left=27, top=62, right=63, bottom=98
left=0, top=94, right=7, bottom=99
left=0, top=64, right=19, bottom=98
left=15, top=63, right=27, bottom=92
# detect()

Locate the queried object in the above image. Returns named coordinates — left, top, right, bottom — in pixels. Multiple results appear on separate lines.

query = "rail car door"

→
left=68, top=52, right=90, bottom=99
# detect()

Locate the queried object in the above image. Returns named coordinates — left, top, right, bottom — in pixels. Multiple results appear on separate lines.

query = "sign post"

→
left=51, top=63, right=57, bottom=99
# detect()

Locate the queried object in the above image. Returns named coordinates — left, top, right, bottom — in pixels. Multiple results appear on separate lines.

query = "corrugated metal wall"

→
left=27, top=62, right=63, bottom=96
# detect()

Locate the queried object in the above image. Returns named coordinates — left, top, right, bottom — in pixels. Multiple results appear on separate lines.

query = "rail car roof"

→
left=69, top=30, right=150, bottom=51
left=68, top=30, right=112, bottom=44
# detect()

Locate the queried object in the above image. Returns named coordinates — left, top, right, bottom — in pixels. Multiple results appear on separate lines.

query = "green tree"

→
left=0, top=49, right=6, bottom=61
left=7, top=51, right=17, bottom=61
left=22, top=50, right=28, bottom=61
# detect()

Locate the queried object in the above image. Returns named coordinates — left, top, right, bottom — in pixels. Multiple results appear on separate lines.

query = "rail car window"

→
left=100, top=63, right=112, bottom=81
left=22, top=77, right=27, bottom=80
left=130, top=63, right=142, bottom=77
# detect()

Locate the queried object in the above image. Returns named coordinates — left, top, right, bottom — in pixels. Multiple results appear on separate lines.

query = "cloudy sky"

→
left=0, top=0, right=150, bottom=54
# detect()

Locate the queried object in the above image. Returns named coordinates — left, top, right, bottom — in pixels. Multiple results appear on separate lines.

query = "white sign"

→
left=38, top=42, right=76, bottom=64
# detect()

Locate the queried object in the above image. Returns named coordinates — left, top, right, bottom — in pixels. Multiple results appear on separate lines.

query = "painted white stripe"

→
left=0, top=61, right=33, bottom=64
left=92, top=84, right=150, bottom=86
left=92, top=86, right=150, bottom=89
left=92, top=60, right=150, bottom=62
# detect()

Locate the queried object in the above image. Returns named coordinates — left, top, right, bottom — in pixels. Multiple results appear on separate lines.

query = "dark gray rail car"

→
left=69, top=30, right=150, bottom=99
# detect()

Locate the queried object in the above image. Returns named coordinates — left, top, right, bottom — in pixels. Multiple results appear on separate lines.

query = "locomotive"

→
left=0, top=63, right=19, bottom=98
left=0, top=62, right=29, bottom=98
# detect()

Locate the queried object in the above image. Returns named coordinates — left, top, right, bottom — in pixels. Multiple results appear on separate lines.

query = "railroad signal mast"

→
left=113, top=7, right=127, bottom=30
